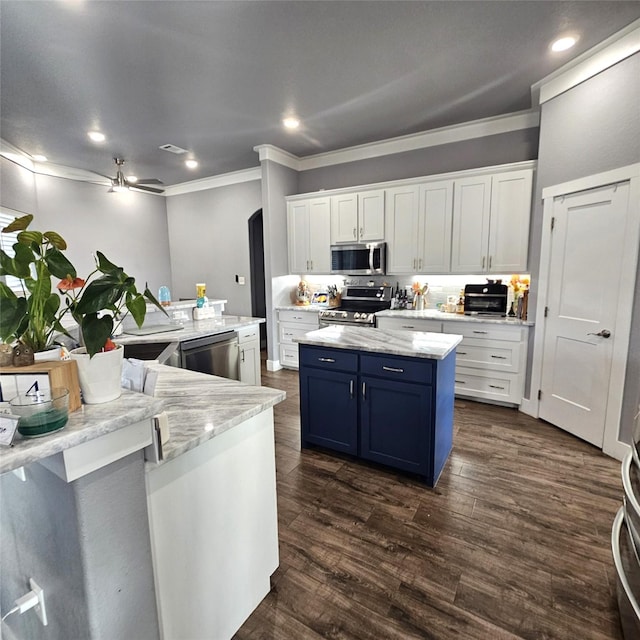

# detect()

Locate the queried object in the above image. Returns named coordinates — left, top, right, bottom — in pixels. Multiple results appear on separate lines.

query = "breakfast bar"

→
left=0, top=366, right=285, bottom=640
left=295, top=325, right=462, bottom=487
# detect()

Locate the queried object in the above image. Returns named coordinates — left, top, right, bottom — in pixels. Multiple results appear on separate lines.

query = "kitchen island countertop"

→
left=295, top=325, right=462, bottom=360
left=117, top=314, right=265, bottom=345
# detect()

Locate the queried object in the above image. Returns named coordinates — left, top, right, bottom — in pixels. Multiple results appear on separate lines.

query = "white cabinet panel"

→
left=238, top=325, right=261, bottom=386
left=287, top=197, right=330, bottom=274
left=385, top=185, right=420, bottom=274
left=278, top=310, right=319, bottom=369
left=376, top=316, right=442, bottom=333
left=330, top=193, right=358, bottom=243
left=359, top=190, right=385, bottom=241
left=331, top=190, right=384, bottom=244
left=419, top=180, right=453, bottom=273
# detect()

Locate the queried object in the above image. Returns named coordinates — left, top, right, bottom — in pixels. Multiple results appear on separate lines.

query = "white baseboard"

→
left=266, top=359, right=282, bottom=372
left=603, top=440, right=630, bottom=462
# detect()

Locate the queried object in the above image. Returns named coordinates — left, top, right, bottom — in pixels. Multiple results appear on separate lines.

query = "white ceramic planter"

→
left=70, top=345, right=124, bottom=404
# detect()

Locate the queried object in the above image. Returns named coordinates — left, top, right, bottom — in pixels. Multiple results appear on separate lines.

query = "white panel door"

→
left=287, top=201, right=309, bottom=273
left=540, top=182, right=630, bottom=447
left=358, top=189, right=385, bottom=241
left=451, top=176, right=492, bottom=273
left=385, top=185, right=420, bottom=274
left=419, top=180, right=454, bottom=273
left=488, top=170, right=533, bottom=273
left=330, top=193, right=358, bottom=243
left=308, top=197, right=331, bottom=273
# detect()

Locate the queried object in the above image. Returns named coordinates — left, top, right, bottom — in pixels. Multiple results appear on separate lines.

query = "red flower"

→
left=102, top=338, right=117, bottom=352
left=57, top=276, right=85, bottom=292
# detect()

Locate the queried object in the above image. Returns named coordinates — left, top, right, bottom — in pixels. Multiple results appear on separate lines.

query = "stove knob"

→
left=330, top=311, right=336, bottom=317
left=354, top=312, right=360, bottom=319
left=342, top=312, right=348, bottom=318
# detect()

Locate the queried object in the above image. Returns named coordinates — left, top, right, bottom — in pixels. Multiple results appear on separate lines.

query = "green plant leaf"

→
left=75, top=278, right=123, bottom=315
left=95, top=251, right=126, bottom=277
left=126, top=293, right=146, bottom=327
left=45, top=247, right=77, bottom=280
left=0, top=242, right=33, bottom=278
left=81, top=313, right=113, bottom=357
left=0, top=295, right=27, bottom=343
left=43, top=231, right=67, bottom=250
left=1, top=214, right=33, bottom=233
left=144, top=284, right=168, bottom=316
left=17, top=230, right=43, bottom=246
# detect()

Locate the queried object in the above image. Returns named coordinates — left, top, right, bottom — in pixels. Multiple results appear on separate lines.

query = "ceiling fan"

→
left=107, top=157, right=164, bottom=194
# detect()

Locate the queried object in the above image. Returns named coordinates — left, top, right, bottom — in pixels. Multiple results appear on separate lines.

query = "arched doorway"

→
left=248, top=209, right=266, bottom=349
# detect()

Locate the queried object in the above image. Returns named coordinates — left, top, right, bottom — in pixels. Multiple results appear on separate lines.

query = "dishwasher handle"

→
left=180, top=331, right=237, bottom=351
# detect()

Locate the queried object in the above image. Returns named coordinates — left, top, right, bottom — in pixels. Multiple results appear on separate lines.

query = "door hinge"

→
left=551, top=217, right=555, bottom=231
left=538, top=389, right=542, bottom=400
left=544, top=306, right=548, bottom=318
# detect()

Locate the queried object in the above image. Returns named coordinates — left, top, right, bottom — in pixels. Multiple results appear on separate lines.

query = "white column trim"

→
left=164, top=166, right=261, bottom=196
left=253, top=144, right=300, bottom=170
left=532, top=19, right=640, bottom=105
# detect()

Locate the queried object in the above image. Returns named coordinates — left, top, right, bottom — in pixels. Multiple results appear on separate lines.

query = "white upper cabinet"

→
left=331, top=189, right=385, bottom=243
left=419, top=180, right=453, bottom=273
left=287, top=197, right=331, bottom=274
left=386, top=181, right=453, bottom=274
left=451, top=169, right=532, bottom=274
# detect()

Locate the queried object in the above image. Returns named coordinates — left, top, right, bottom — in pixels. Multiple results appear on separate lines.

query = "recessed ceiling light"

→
left=283, top=117, right=300, bottom=130
left=126, top=175, right=138, bottom=183
left=185, top=159, right=198, bottom=169
left=32, top=154, right=47, bottom=162
left=551, top=36, right=577, bottom=52
left=88, top=130, right=106, bottom=142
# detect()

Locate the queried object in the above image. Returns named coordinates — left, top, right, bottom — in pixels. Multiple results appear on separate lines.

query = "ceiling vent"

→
left=159, top=143, right=188, bottom=155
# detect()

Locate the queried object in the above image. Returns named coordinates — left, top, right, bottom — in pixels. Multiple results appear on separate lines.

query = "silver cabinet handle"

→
left=473, top=330, right=488, bottom=334
left=353, top=228, right=357, bottom=238
left=413, top=258, right=416, bottom=269
left=489, top=384, right=505, bottom=390
left=489, top=256, right=492, bottom=269
left=383, top=366, right=404, bottom=373
left=482, top=256, right=486, bottom=270
left=457, top=351, right=467, bottom=355
left=402, top=325, right=416, bottom=329
left=491, top=355, right=507, bottom=359
left=362, top=381, right=366, bottom=399
left=360, top=227, right=363, bottom=237
left=310, top=260, right=313, bottom=270
left=241, top=349, right=245, bottom=362
left=350, top=379, right=354, bottom=398
left=455, top=380, right=465, bottom=384
left=419, top=258, right=423, bottom=270
left=318, top=357, right=335, bottom=363
left=588, top=329, right=611, bottom=338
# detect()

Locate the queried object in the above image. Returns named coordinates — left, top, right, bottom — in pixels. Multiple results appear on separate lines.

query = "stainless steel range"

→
left=319, top=286, right=392, bottom=327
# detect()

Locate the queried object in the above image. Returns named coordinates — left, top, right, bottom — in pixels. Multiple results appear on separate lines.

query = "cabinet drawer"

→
left=299, top=346, right=357, bottom=372
left=454, top=367, right=521, bottom=403
left=376, top=316, right=442, bottom=333
left=278, top=309, right=319, bottom=326
left=455, top=338, right=521, bottom=373
left=238, top=325, right=259, bottom=343
left=280, top=324, right=316, bottom=344
left=442, top=321, right=522, bottom=342
left=280, top=344, right=300, bottom=369
left=360, top=354, right=433, bottom=385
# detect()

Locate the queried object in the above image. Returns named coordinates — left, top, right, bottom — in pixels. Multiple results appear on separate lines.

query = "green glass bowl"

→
left=10, top=387, right=70, bottom=438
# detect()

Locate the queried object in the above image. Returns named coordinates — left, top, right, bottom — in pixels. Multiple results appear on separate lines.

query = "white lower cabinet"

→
left=278, top=309, right=319, bottom=369
left=376, top=315, right=528, bottom=405
left=238, top=324, right=261, bottom=386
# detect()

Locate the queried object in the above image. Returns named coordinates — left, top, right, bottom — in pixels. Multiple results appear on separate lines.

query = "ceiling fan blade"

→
left=133, top=178, right=164, bottom=185
left=130, top=184, right=165, bottom=194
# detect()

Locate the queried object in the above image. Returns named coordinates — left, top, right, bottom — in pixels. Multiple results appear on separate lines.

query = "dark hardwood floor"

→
left=234, top=357, right=623, bottom=640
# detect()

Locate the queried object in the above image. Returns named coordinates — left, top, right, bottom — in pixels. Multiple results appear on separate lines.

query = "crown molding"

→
left=252, top=144, right=300, bottom=171
left=296, top=110, right=539, bottom=171
left=164, top=166, right=261, bottom=196
left=532, top=18, right=640, bottom=105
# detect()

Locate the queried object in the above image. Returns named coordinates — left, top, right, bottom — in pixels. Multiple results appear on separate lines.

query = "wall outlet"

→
left=29, top=579, right=47, bottom=626
left=235, top=275, right=245, bottom=285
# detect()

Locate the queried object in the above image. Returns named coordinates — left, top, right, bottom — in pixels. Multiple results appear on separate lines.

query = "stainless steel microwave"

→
left=330, top=242, right=387, bottom=275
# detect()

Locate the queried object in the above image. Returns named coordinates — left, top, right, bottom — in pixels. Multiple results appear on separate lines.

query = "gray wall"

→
left=0, top=453, right=159, bottom=640
left=298, top=128, right=539, bottom=192
left=532, top=52, right=640, bottom=443
left=165, top=179, right=262, bottom=316
left=260, top=160, right=299, bottom=363
left=0, top=157, right=172, bottom=299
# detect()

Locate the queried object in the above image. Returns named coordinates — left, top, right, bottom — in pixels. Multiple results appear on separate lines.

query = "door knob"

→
left=588, top=329, right=611, bottom=338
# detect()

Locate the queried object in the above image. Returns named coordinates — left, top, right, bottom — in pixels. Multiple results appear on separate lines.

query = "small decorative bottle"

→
left=456, top=290, right=465, bottom=314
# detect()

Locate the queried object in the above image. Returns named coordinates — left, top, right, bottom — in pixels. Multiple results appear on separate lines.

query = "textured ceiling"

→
left=1, top=1, right=639, bottom=187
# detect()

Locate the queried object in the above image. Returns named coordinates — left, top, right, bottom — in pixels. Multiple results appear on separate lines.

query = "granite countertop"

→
left=144, top=364, right=286, bottom=465
left=375, top=309, right=534, bottom=326
left=117, top=315, right=265, bottom=345
left=0, top=391, right=164, bottom=475
left=294, top=325, right=462, bottom=360
left=276, top=305, right=326, bottom=312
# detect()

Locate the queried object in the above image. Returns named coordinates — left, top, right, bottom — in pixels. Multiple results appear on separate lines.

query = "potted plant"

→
left=0, top=214, right=165, bottom=402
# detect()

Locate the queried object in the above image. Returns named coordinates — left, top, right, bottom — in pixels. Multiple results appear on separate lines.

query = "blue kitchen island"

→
left=295, top=326, right=462, bottom=487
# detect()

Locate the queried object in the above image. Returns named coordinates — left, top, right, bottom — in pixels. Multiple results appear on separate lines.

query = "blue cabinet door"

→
left=300, top=368, right=358, bottom=454
left=360, top=375, right=432, bottom=477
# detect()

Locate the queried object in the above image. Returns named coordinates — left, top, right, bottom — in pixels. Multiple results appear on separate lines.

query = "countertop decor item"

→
left=70, top=344, right=124, bottom=404
left=10, top=387, right=70, bottom=438
left=0, top=214, right=166, bottom=360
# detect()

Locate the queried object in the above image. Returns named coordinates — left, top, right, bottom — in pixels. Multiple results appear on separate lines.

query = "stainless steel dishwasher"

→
left=179, top=331, right=240, bottom=380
